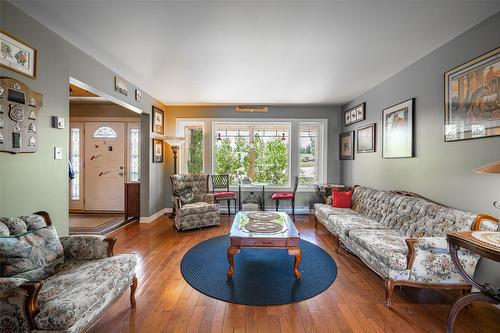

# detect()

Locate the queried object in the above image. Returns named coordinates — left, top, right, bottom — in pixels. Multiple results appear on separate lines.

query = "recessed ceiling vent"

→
left=235, top=105, right=269, bottom=113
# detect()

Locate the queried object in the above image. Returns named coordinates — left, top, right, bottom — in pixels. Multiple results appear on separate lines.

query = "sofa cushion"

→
left=214, top=191, right=236, bottom=199
left=178, top=202, right=219, bottom=217
left=0, top=224, right=64, bottom=281
left=349, top=229, right=408, bottom=271
left=332, top=189, right=352, bottom=208
left=35, top=254, right=136, bottom=331
left=329, top=214, right=387, bottom=237
left=314, top=204, right=358, bottom=224
left=272, top=192, right=294, bottom=200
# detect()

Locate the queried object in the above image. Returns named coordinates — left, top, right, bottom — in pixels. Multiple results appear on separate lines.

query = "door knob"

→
left=120, top=166, right=124, bottom=170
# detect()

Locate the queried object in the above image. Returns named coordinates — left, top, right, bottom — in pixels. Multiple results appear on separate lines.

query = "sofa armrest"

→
left=59, top=235, right=116, bottom=260
left=0, top=278, right=43, bottom=330
left=204, top=193, right=215, bottom=204
left=405, top=237, right=450, bottom=270
left=472, top=214, right=499, bottom=231
left=173, top=196, right=182, bottom=209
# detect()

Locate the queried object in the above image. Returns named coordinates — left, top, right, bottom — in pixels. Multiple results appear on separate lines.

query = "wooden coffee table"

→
left=227, top=212, right=302, bottom=279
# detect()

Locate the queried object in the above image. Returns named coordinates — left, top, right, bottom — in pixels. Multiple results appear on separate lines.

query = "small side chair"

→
left=211, top=174, right=238, bottom=215
left=272, top=176, right=299, bottom=215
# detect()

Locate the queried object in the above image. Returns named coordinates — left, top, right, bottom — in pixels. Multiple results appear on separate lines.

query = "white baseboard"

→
left=140, top=208, right=172, bottom=223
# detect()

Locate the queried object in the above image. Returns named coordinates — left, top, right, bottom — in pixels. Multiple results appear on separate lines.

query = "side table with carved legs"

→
left=446, top=231, right=500, bottom=333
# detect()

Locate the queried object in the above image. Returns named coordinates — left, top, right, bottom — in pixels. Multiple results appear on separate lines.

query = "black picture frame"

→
left=339, top=131, right=355, bottom=160
left=444, top=47, right=500, bottom=142
left=152, top=106, right=164, bottom=135
left=344, top=102, right=366, bottom=126
left=356, top=123, right=376, bottom=153
left=152, top=139, right=164, bottom=163
left=382, top=98, right=414, bottom=158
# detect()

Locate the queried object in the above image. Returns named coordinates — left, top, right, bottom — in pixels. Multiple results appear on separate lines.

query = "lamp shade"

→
left=474, top=161, right=500, bottom=174
left=164, top=136, right=185, bottom=147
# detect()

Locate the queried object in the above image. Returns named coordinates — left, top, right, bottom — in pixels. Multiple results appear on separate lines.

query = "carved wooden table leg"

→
left=447, top=292, right=499, bottom=333
left=227, top=245, right=240, bottom=278
left=288, top=247, right=302, bottom=279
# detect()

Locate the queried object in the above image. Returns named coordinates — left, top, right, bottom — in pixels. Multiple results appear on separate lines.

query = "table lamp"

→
left=164, top=136, right=185, bottom=175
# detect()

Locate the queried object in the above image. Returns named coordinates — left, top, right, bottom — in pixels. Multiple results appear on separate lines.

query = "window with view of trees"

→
left=180, top=124, right=204, bottom=174
left=299, top=124, right=321, bottom=184
left=214, top=123, right=289, bottom=185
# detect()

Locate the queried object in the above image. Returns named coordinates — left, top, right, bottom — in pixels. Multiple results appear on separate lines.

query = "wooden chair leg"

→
left=292, top=198, right=295, bottom=216
left=227, top=200, right=231, bottom=215
left=130, top=276, right=138, bottom=307
left=384, top=278, right=395, bottom=309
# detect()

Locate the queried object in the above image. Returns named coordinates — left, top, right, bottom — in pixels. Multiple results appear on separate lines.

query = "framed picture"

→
left=152, top=139, right=164, bottom=163
left=152, top=106, right=164, bottom=134
left=0, top=31, right=37, bottom=79
left=339, top=131, right=355, bottom=160
left=382, top=98, right=414, bottom=158
left=344, top=103, right=365, bottom=126
left=135, top=89, right=142, bottom=102
left=444, top=47, right=500, bottom=142
left=114, top=76, right=128, bottom=96
left=356, top=123, right=376, bottom=153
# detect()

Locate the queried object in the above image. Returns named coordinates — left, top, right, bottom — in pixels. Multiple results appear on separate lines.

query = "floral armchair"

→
left=0, top=212, right=137, bottom=332
left=170, top=174, right=221, bottom=231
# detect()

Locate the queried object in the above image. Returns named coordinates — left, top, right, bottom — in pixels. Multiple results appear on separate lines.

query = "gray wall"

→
left=0, top=1, right=168, bottom=233
left=341, top=12, right=500, bottom=218
left=164, top=105, right=341, bottom=209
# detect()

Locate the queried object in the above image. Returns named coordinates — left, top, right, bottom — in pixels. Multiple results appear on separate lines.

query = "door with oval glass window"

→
left=84, top=122, right=125, bottom=211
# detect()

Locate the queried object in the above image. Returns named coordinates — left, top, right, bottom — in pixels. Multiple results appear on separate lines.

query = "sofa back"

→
left=170, top=174, right=209, bottom=202
left=0, top=214, right=64, bottom=281
left=352, top=186, right=478, bottom=237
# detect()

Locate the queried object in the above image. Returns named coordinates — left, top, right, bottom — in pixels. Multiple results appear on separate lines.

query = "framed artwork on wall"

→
left=339, top=131, right=355, bottom=160
left=444, top=47, right=500, bottom=142
left=0, top=31, right=37, bottom=79
left=382, top=98, right=414, bottom=158
left=135, top=89, right=142, bottom=102
left=356, top=123, right=376, bottom=153
left=152, top=139, right=164, bottom=163
left=114, top=76, right=128, bottom=96
left=344, top=103, right=365, bottom=126
left=152, top=106, right=164, bottom=135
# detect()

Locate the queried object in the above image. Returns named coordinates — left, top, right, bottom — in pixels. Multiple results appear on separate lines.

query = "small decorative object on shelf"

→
left=0, top=77, right=42, bottom=153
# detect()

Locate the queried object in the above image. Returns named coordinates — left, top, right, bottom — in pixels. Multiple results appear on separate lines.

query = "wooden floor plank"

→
left=87, top=214, right=500, bottom=333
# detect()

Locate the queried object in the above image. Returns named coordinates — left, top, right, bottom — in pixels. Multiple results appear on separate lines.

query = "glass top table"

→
left=226, top=211, right=302, bottom=279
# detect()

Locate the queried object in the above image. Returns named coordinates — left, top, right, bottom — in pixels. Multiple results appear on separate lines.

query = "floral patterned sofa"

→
left=0, top=212, right=137, bottom=332
left=314, top=186, right=499, bottom=308
left=170, top=174, right=221, bottom=231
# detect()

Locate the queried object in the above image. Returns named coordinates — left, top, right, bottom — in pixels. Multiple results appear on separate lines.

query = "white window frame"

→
left=298, top=121, right=327, bottom=190
left=176, top=120, right=206, bottom=174
left=175, top=118, right=327, bottom=192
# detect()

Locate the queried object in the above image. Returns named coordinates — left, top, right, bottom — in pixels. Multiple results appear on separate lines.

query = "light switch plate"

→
left=54, top=147, right=63, bottom=160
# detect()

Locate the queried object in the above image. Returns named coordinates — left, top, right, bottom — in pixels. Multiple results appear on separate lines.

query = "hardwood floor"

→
left=89, top=214, right=500, bottom=333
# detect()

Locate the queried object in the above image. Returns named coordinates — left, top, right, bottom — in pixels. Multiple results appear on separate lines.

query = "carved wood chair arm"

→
left=405, top=238, right=419, bottom=270
left=472, top=214, right=499, bottom=231
left=0, top=278, right=43, bottom=330
left=19, top=281, right=43, bottom=330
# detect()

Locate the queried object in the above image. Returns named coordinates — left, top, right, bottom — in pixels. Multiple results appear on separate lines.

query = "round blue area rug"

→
left=180, top=235, right=337, bottom=305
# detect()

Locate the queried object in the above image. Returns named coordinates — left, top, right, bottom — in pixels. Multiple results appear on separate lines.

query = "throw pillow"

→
left=176, top=186, right=195, bottom=205
left=332, top=189, right=353, bottom=208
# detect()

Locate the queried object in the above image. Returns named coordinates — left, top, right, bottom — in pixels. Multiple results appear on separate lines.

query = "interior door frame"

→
left=69, top=117, right=141, bottom=213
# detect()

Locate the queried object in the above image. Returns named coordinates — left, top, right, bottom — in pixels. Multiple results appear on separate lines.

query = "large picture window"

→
left=214, top=123, right=290, bottom=185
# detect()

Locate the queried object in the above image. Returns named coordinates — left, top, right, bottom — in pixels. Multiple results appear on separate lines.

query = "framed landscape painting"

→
left=152, top=106, right=164, bottom=135
left=444, top=47, right=500, bottom=142
left=339, top=131, right=354, bottom=160
left=382, top=98, right=414, bottom=158
left=356, top=123, right=376, bottom=153
left=0, top=31, right=37, bottom=78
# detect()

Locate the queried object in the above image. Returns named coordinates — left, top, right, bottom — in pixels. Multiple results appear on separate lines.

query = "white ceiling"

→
left=12, top=1, right=500, bottom=105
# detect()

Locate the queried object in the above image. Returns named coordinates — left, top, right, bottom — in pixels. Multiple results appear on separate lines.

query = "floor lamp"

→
left=164, top=136, right=185, bottom=217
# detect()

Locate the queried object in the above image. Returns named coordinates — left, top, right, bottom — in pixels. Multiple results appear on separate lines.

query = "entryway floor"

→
left=69, top=213, right=136, bottom=235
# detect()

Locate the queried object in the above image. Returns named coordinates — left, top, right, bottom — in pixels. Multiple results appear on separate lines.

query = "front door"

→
left=84, top=122, right=125, bottom=211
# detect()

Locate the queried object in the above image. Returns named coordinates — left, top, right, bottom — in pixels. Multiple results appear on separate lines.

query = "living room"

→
left=0, top=1, right=499, bottom=333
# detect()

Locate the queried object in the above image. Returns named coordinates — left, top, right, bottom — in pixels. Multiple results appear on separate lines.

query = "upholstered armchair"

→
left=0, top=212, right=137, bottom=332
left=170, top=174, right=221, bottom=231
